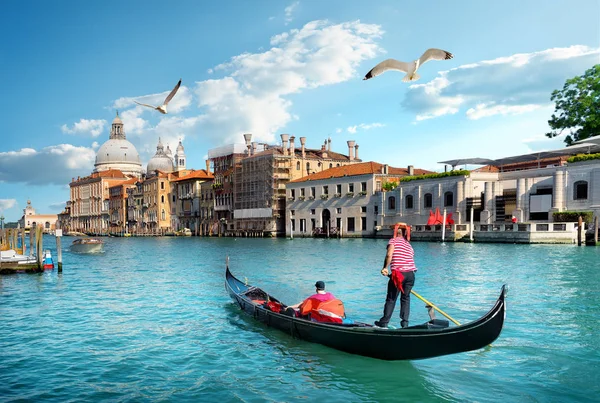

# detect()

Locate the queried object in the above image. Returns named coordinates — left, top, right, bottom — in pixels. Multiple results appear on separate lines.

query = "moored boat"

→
left=225, top=263, right=507, bottom=361
left=70, top=238, right=104, bottom=253
left=0, top=249, right=37, bottom=265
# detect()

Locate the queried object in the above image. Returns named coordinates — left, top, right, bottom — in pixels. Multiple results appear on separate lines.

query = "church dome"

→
left=147, top=138, right=174, bottom=174
left=93, top=112, right=143, bottom=177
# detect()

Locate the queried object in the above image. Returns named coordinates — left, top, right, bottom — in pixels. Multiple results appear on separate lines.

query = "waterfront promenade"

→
left=1, top=236, right=599, bottom=402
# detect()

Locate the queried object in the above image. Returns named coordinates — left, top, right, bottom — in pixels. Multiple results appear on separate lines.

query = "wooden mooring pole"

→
left=56, top=229, right=63, bottom=272
left=577, top=215, right=583, bottom=246
left=594, top=216, right=598, bottom=246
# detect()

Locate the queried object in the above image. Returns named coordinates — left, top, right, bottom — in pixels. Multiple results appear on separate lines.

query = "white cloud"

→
left=403, top=45, right=600, bottom=122
left=285, top=1, right=299, bottom=25
left=0, top=144, right=96, bottom=185
left=0, top=199, right=17, bottom=212
left=195, top=20, right=384, bottom=145
left=466, top=103, right=542, bottom=120
left=347, top=122, right=385, bottom=133
left=61, top=118, right=107, bottom=137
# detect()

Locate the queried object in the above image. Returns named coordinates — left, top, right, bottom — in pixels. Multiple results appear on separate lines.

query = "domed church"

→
left=93, top=112, right=143, bottom=177
left=146, top=138, right=175, bottom=175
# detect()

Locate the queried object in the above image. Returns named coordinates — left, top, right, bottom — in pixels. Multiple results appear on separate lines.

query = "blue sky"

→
left=0, top=0, right=599, bottom=222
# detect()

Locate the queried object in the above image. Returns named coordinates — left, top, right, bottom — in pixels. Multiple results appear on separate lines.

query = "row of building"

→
left=56, top=113, right=600, bottom=240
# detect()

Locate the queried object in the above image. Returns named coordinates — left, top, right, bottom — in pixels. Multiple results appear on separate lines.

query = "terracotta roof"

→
left=290, top=161, right=432, bottom=183
left=249, top=146, right=353, bottom=161
left=172, top=169, right=214, bottom=182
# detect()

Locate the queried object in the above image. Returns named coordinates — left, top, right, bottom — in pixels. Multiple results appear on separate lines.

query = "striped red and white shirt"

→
left=388, top=237, right=417, bottom=272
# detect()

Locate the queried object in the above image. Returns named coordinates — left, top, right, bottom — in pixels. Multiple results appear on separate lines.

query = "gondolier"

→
left=375, top=222, right=417, bottom=329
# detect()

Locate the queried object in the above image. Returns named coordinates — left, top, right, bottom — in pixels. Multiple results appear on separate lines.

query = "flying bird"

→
left=363, top=49, right=453, bottom=83
left=134, top=79, right=182, bottom=114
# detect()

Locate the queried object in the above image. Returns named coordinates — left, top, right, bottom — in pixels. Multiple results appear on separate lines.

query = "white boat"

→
left=176, top=228, right=192, bottom=236
left=0, top=249, right=37, bottom=265
left=70, top=238, right=104, bottom=253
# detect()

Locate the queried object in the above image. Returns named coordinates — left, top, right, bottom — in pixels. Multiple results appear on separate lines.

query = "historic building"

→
left=286, top=162, right=432, bottom=237
left=108, top=178, right=137, bottom=231
left=171, top=166, right=214, bottom=234
left=94, top=112, right=143, bottom=176
left=18, top=200, right=58, bottom=232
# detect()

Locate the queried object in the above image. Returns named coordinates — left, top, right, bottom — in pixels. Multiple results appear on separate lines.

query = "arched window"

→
left=296, top=161, right=300, bottom=170
left=162, top=209, right=166, bottom=220
left=388, top=196, right=396, bottom=210
left=306, top=162, right=311, bottom=173
left=405, top=195, right=413, bottom=209
left=161, top=195, right=164, bottom=203
left=424, top=193, right=433, bottom=208
left=329, top=163, right=333, bottom=168
left=444, top=191, right=454, bottom=207
left=574, top=181, right=588, bottom=200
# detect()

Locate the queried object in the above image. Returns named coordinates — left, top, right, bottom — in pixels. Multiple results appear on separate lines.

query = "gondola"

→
left=225, top=263, right=507, bottom=361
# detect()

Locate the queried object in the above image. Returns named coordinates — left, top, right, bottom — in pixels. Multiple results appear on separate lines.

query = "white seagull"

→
left=363, top=49, right=453, bottom=83
left=134, top=79, right=182, bottom=114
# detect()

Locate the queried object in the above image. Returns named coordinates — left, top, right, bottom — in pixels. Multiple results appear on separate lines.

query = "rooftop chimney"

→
left=354, top=144, right=359, bottom=160
left=280, top=134, right=290, bottom=156
left=206, top=160, right=211, bottom=173
left=300, top=137, right=306, bottom=158
left=382, top=164, right=388, bottom=174
left=243, top=133, right=252, bottom=155
left=328, top=137, right=331, bottom=151
left=289, top=136, right=295, bottom=157
left=408, top=165, right=414, bottom=175
left=251, top=142, right=257, bottom=156
left=347, top=140, right=356, bottom=161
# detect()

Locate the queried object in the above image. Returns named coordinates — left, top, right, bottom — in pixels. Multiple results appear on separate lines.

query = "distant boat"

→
left=176, top=228, right=192, bottom=237
left=70, top=238, right=104, bottom=254
left=42, top=249, right=54, bottom=269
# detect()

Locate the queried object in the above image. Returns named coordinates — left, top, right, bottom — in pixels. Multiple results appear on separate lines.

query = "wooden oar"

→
left=410, top=290, right=461, bottom=326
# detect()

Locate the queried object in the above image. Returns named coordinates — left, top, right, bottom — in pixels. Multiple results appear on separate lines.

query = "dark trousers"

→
left=378, top=270, right=415, bottom=328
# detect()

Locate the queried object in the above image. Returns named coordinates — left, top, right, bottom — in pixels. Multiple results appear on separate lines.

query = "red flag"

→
left=426, top=210, right=436, bottom=225
left=434, top=208, right=443, bottom=225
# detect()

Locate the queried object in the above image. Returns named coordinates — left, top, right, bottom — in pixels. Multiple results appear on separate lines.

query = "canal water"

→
left=1, top=236, right=599, bottom=402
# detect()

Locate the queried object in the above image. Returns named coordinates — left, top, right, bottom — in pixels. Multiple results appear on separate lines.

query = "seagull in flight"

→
left=363, top=49, right=453, bottom=83
left=134, top=79, right=182, bottom=114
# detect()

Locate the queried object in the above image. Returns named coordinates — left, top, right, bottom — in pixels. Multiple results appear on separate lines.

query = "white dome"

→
left=147, top=155, right=174, bottom=174
left=94, top=139, right=143, bottom=176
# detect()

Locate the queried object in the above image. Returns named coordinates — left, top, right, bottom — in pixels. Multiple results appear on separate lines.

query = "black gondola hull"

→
left=226, top=265, right=506, bottom=360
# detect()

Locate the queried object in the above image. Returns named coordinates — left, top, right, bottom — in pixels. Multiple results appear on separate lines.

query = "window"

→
left=161, top=195, right=164, bottom=203
left=349, top=183, right=354, bottom=193
left=405, top=195, right=413, bottom=209
left=310, top=187, right=316, bottom=198
left=336, top=208, right=342, bottom=214
left=291, top=219, right=296, bottom=231
left=161, top=209, right=166, bottom=220
left=296, top=161, right=301, bottom=170
left=290, top=189, right=295, bottom=199
left=310, top=209, right=316, bottom=215
left=336, top=184, right=342, bottom=194
left=376, top=181, right=382, bottom=191
left=161, top=182, right=164, bottom=190
left=329, top=163, right=333, bottom=168
left=347, top=217, right=355, bottom=232
left=388, top=196, right=396, bottom=210
left=361, top=206, right=367, bottom=213
left=424, top=193, right=433, bottom=208
left=290, top=210, right=295, bottom=216
left=311, top=218, right=316, bottom=230
left=323, top=185, right=329, bottom=195
left=361, top=217, right=367, bottom=230
left=574, top=181, right=588, bottom=200
left=444, top=191, right=454, bottom=207
left=361, top=182, right=367, bottom=192
left=306, top=162, right=311, bottom=173
left=300, top=219, right=306, bottom=232
left=300, top=188, right=305, bottom=197
left=374, top=205, right=379, bottom=215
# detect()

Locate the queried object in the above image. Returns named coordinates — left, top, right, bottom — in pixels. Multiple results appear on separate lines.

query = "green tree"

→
left=546, top=65, right=599, bottom=145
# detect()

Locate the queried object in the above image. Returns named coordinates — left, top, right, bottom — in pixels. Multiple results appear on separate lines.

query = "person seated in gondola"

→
left=287, top=281, right=346, bottom=323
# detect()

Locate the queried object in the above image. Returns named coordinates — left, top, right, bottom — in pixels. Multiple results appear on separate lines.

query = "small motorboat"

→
left=70, top=238, right=104, bottom=254
left=176, top=228, right=192, bottom=236
left=0, top=249, right=37, bottom=265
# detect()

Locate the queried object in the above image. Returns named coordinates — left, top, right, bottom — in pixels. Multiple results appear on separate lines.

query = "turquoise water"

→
left=1, top=236, right=599, bottom=402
